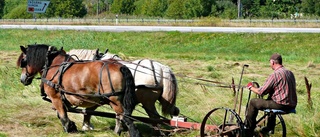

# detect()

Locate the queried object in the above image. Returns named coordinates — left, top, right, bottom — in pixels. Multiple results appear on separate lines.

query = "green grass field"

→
left=0, top=29, right=319, bottom=136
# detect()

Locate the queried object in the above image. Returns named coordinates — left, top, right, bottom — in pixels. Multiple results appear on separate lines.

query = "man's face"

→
left=270, top=59, right=274, bottom=70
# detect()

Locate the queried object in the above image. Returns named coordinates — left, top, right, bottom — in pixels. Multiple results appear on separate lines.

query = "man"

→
left=245, top=53, right=297, bottom=136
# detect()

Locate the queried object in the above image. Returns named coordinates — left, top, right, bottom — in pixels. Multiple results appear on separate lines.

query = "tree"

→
left=301, top=0, right=320, bottom=16
left=165, top=0, right=186, bottom=19
left=200, top=0, right=215, bottom=16
left=44, top=0, right=87, bottom=18
left=0, top=0, right=4, bottom=18
left=166, top=0, right=203, bottom=19
left=149, top=0, right=168, bottom=17
left=214, top=0, right=237, bottom=19
left=185, top=0, right=203, bottom=18
left=3, top=0, right=22, bottom=16
left=3, top=4, right=32, bottom=19
left=133, top=0, right=151, bottom=16
left=111, top=0, right=135, bottom=14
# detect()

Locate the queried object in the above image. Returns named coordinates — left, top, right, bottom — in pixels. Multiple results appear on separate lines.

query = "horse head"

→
left=17, top=44, right=61, bottom=86
left=93, top=48, right=106, bottom=60
left=100, top=48, right=122, bottom=60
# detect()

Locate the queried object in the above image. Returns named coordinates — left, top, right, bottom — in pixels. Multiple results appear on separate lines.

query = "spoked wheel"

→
left=200, top=107, right=244, bottom=137
left=256, top=114, right=286, bottom=137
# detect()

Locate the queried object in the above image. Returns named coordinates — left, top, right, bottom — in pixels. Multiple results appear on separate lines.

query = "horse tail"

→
left=120, top=65, right=138, bottom=115
left=160, top=65, right=179, bottom=116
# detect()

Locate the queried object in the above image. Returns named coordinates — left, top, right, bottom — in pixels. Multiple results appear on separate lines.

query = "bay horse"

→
left=68, top=49, right=180, bottom=129
left=17, top=44, right=141, bottom=137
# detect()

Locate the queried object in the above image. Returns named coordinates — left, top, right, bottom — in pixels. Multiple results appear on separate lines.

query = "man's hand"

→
left=247, top=82, right=253, bottom=90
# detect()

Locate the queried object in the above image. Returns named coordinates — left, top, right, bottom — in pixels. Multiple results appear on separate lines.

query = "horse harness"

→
left=40, top=48, right=124, bottom=109
left=133, top=59, right=161, bottom=89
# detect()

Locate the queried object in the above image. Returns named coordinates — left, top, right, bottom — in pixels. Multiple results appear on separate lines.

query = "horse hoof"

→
left=114, top=126, right=123, bottom=135
left=66, top=121, right=78, bottom=133
left=82, top=123, right=94, bottom=131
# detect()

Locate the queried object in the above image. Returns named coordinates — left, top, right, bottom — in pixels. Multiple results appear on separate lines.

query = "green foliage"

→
left=165, top=0, right=203, bottom=19
left=241, top=0, right=262, bottom=18
left=111, top=0, right=135, bottom=14
left=301, top=0, right=320, bottom=16
left=89, top=0, right=110, bottom=15
left=133, top=0, right=151, bottom=16
left=2, top=0, right=320, bottom=19
left=43, top=0, right=87, bottom=18
left=3, top=4, right=32, bottom=19
left=0, top=0, right=4, bottom=18
left=200, top=0, right=215, bottom=16
left=165, top=0, right=186, bottom=19
left=185, top=0, right=203, bottom=18
left=3, top=0, right=25, bottom=15
left=214, top=0, right=237, bottom=19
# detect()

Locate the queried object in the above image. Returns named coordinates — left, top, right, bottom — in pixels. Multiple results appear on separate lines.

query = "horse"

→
left=17, top=44, right=141, bottom=137
left=68, top=49, right=180, bottom=128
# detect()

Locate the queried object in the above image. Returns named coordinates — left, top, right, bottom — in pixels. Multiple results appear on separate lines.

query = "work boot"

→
left=257, top=126, right=271, bottom=137
left=244, top=127, right=254, bottom=137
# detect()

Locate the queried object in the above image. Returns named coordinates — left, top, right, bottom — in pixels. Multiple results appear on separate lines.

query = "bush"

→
left=3, top=5, right=33, bottom=19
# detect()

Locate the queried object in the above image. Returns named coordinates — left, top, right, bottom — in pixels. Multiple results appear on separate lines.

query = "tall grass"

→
left=0, top=30, right=319, bottom=136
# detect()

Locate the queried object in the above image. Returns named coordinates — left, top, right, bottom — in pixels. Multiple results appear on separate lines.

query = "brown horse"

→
left=68, top=49, right=180, bottom=130
left=17, top=44, right=141, bottom=137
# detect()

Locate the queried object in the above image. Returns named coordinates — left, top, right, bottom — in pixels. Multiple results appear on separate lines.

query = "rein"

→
left=176, top=73, right=246, bottom=89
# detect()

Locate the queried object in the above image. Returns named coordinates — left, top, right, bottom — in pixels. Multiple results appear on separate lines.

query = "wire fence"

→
left=1, top=18, right=319, bottom=25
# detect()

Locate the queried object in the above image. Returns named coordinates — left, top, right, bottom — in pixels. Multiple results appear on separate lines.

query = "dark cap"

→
left=270, top=53, right=282, bottom=64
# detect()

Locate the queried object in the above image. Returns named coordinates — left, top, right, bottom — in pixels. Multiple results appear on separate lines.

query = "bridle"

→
left=20, top=57, right=38, bottom=80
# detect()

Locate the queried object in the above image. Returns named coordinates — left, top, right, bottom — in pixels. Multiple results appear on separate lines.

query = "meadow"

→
left=0, top=29, right=319, bottom=137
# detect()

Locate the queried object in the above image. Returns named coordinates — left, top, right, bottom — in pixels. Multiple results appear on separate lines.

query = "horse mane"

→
left=26, top=44, right=58, bottom=70
left=67, top=49, right=97, bottom=60
left=16, top=53, right=24, bottom=68
left=101, top=52, right=123, bottom=60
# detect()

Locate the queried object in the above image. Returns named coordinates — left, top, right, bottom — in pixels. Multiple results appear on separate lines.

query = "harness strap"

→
left=134, top=59, right=159, bottom=87
left=57, top=62, right=73, bottom=87
left=98, top=62, right=116, bottom=95
left=149, top=60, right=159, bottom=86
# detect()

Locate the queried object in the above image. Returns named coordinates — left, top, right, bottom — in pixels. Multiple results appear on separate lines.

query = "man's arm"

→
left=249, top=86, right=260, bottom=95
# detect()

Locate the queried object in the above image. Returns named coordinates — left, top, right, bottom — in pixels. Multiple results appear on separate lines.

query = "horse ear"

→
left=104, top=48, right=109, bottom=54
left=59, top=47, right=66, bottom=54
left=20, top=46, right=27, bottom=54
left=96, top=48, right=99, bottom=55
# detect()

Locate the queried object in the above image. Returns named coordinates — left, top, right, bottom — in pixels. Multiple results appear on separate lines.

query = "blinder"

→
left=20, top=58, right=27, bottom=68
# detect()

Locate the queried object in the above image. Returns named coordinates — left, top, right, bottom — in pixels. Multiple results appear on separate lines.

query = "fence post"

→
left=158, top=18, right=160, bottom=24
left=116, top=14, right=118, bottom=25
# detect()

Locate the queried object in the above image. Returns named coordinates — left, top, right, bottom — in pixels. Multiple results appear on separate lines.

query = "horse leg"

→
left=52, top=98, right=78, bottom=133
left=137, top=88, right=164, bottom=135
left=121, top=114, right=141, bottom=137
left=114, top=114, right=125, bottom=135
left=110, top=101, right=140, bottom=137
left=82, top=106, right=98, bottom=131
